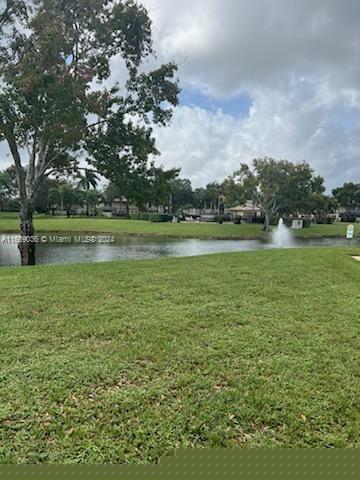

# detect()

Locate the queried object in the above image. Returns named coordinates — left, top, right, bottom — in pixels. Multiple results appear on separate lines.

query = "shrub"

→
left=340, top=211, right=360, bottom=223
left=269, top=215, right=279, bottom=226
left=233, top=216, right=241, bottom=225
left=314, top=215, right=335, bottom=225
left=149, top=213, right=173, bottom=223
left=214, top=214, right=224, bottom=224
left=130, top=212, right=173, bottom=222
left=252, top=215, right=265, bottom=224
left=139, top=212, right=151, bottom=221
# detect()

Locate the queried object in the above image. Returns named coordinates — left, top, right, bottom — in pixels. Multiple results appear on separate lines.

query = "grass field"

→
left=0, top=213, right=355, bottom=239
left=0, top=247, right=359, bottom=462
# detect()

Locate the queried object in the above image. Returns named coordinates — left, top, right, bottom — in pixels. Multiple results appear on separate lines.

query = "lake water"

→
left=0, top=234, right=353, bottom=267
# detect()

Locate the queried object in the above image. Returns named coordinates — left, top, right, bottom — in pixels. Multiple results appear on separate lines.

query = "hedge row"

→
left=130, top=212, right=173, bottom=222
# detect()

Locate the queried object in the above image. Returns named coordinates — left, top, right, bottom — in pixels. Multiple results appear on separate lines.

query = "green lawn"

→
left=0, top=213, right=354, bottom=239
left=0, top=247, right=359, bottom=462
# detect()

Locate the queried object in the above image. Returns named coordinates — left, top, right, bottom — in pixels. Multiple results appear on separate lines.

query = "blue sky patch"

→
left=180, top=87, right=252, bottom=118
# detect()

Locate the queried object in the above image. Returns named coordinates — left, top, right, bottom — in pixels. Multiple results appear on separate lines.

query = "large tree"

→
left=103, top=165, right=178, bottom=214
left=332, top=182, right=360, bottom=210
left=148, top=166, right=179, bottom=211
left=226, top=158, right=326, bottom=231
left=169, top=178, right=194, bottom=214
left=0, top=0, right=179, bottom=264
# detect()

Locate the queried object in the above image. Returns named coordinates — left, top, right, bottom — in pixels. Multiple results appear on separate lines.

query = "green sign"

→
left=346, top=224, right=354, bottom=239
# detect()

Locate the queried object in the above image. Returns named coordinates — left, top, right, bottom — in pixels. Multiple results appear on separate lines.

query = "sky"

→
left=1, top=0, right=360, bottom=190
left=142, top=0, right=360, bottom=190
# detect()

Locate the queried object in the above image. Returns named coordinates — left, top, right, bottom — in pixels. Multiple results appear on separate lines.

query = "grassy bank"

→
left=0, top=214, right=355, bottom=239
left=0, top=247, right=359, bottom=462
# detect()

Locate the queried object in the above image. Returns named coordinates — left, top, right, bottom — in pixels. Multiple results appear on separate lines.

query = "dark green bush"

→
left=130, top=212, right=173, bottom=222
left=340, top=211, right=359, bottom=223
left=269, top=215, right=279, bottom=226
left=314, top=215, right=335, bottom=224
left=251, top=215, right=265, bottom=224
left=149, top=213, right=173, bottom=222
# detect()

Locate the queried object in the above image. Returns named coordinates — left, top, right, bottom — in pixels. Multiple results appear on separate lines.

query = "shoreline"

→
left=0, top=228, right=351, bottom=241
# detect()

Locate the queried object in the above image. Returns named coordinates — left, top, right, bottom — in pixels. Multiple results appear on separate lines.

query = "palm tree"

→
left=82, top=190, right=101, bottom=217
left=48, top=184, right=80, bottom=216
left=78, top=170, right=100, bottom=216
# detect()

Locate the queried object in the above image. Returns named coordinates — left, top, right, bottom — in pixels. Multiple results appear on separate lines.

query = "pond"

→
left=0, top=234, right=353, bottom=267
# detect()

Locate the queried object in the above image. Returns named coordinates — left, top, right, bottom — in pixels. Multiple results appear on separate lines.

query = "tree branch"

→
left=5, top=128, right=27, bottom=200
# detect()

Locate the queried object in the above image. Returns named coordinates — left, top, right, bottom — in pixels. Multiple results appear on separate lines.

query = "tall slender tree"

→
left=78, top=169, right=100, bottom=216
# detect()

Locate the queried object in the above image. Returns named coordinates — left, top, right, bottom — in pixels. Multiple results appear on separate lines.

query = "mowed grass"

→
left=0, top=247, right=359, bottom=462
left=0, top=213, right=354, bottom=239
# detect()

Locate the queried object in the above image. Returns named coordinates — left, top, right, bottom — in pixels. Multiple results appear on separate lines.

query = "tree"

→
left=229, top=158, right=325, bottom=231
left=0, top=0, right=179, bottom=264
left=332, top=183, right=360, bottom=210
left=169, top=178, right=194, bottom=213
left=79, top=188, right=101, bottom=216
left=193, top=187, right=206, bottom=209
left=221, top=176, right=240, bottom=208
left=33, top=177, right=57, bottom=213
left=311, top=193, right=337, bottom=218
left=0, top=165, right=17, bottom=210
left=148, top=166, right=179, bottom=211
left=48, top=182, right=80, bottom=217
left=77, top=169, right=100, bottom=216
left=104, top=183, right=121, bottom=204
left=203, top=182, right=223, bottom=212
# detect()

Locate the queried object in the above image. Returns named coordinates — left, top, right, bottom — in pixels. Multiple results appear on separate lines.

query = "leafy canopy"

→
left=223, top=157, right=326, bottom=228
left=0, top=0, right=179, bottom=205
left=332, top=182, right=360, bottom=210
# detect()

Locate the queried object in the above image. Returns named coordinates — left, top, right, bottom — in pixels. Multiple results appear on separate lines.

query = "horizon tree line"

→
left=1, top=158, right=358, bottom=226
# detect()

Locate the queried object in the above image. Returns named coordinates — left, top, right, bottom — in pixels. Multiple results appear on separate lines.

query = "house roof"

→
left=229, top=202, right=261, bottom=212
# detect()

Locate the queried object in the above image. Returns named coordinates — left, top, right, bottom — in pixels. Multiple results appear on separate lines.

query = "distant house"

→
left=105, top=198, right=168, bottom=217
left=228, top=201, right=262, bottom=219
left=110, top=197, right=139, bottom=216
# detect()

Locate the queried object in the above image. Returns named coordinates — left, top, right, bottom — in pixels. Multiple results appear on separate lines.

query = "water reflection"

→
left=0, top=234, right=352, bottom=267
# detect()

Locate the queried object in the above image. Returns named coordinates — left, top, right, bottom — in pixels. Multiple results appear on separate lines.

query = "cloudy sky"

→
left=143, top=0, right=360, bottom=190
left=1, top=0, right=360, bottom=190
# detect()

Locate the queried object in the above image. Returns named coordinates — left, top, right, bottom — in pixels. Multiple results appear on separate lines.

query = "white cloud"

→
left=144, top=0, right=360, bottom=97
left=143, top=0, right=360, bottom=188
left=1, top=0, right=360, bottom=191
left=153, top=81, right=360, bottom=190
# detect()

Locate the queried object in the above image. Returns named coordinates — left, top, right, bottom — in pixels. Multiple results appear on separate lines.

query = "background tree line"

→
left=1, top=156, right=358, bottom=232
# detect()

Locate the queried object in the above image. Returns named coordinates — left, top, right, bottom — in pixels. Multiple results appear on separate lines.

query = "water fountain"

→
left=271, top=218, right=293, bottom=248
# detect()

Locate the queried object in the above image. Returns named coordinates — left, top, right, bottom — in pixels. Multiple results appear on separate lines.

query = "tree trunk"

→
left=19, top=202, right=36, bottom=266
left=264, top=212, right=270, bottom=232
left=126, top=201, right=130, bottom=218
left=86, top=185, right=90, bottom=216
